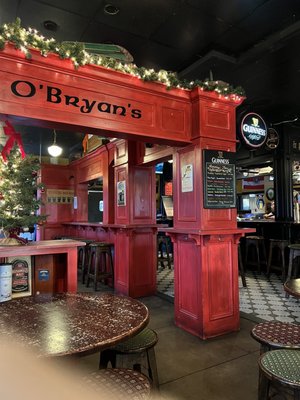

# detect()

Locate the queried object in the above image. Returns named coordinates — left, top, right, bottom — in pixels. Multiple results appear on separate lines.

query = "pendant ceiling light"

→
left=48, top=130, right=62, bottom=157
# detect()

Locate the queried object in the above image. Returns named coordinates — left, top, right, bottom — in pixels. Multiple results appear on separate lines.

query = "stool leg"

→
left=293, top=388, right=300, bottom=400
left=238, top=245, right=247, bottom=287
left=286, top=250, right=294, bottom=298
left=280, top=247, right=286, bottom=282
left=267, top=244, right=273, bottom=278
left=165, top=238, right=171, bottom=269
left=256, top=244, right=261, bottom=274
left=258, top=370, right=270, bottom=400
left=99, top=349, right=117, bottom=369
left=94, top=251, right=99, bottom=291
left=81, top=248, right=86, bottom=284
left=86, top=249, right=93, bottom=288
left=146, top=347, right=159, bottom=390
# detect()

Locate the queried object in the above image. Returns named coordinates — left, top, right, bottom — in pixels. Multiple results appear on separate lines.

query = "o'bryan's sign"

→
left=240, top=112, right=267, bottom=149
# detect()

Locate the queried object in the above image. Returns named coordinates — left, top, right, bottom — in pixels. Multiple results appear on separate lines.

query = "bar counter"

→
left=237, top=220, right=300, bottom=242
left=0, top=239, right=85, bottom=293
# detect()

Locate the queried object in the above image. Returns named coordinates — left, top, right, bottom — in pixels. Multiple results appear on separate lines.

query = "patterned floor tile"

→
left=157, top=267, right=300, bottom=324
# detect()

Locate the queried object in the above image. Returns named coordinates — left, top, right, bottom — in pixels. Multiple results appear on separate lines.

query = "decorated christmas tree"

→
left=0, top=143, right=46, bottom=242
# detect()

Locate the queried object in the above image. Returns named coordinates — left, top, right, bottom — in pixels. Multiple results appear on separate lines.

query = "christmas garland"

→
left=0, top=18, right=245, bottom=99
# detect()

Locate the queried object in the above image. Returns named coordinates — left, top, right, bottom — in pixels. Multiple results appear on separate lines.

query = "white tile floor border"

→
left=157, top=266, right=300, bottom=324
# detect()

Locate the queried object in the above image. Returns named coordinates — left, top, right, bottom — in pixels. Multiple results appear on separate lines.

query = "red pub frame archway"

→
left=0, top=43, right=250, bottom=339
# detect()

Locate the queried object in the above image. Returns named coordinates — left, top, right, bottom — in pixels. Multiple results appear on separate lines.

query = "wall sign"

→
left=181, top=164, right=193, bottom=192
left=240, top=112, right=267, bottom=148
left=203, top=150, right=236, bottom=209
left=8, top=256, right=32, bottom=298
left=117, top=180, right=126, bottom=206
left=265, top=128, right=279, bottom=150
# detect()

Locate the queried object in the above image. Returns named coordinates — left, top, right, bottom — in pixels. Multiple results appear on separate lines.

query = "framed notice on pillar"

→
left=203, top=150, right=236, bottom=209
left=117, top=180, right=126, bottom=206
left=7, top=256, right=32, bottom=298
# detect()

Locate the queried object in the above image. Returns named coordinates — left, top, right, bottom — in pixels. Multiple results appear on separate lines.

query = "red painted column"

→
left=113, top=140, right=157, bottom=297
left=170, top=89, right=247, bottom=338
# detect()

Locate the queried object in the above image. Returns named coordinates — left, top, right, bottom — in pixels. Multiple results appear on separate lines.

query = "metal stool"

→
left=251, top=321, right=300, bottom=354
left=82, top=368, right=151, bottom=399
left=86, top=242, right=114, bottom=291
left=258, top=349, right=300, bottom=400
left=245, top=236, right=267, bottom=273
left=99, top=328, right=159, bottom=390
left=267, top=239, right=289, bottom=281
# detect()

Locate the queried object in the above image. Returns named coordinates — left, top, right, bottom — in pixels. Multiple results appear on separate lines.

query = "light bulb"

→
left=48, top=144, right=62, bottom=157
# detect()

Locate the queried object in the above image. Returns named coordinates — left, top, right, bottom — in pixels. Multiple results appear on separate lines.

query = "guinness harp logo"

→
left=218, top=151, right=223, bottom=158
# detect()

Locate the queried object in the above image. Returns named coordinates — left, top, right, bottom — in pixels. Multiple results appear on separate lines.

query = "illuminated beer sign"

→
left=240, top=112, right=267, bottom=148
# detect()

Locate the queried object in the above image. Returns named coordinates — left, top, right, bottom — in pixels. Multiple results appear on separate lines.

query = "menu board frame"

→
left=203, top=150, right=236, bottom=209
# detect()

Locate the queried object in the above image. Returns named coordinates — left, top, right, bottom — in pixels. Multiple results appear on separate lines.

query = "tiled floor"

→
left=157, top=266, right=300, bottom=324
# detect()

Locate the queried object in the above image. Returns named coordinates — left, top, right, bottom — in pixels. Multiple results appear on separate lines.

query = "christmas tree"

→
left=0, top=144, right=47, bottom=238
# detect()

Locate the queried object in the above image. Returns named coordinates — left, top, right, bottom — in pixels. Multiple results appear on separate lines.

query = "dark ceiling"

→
left=1, top=0, right=300, bottom=157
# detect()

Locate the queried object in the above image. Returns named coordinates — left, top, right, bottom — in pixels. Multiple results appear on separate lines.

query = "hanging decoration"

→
left=1, top=120, right=26, bottom=162
left=0, top=19, right=245, bottom=99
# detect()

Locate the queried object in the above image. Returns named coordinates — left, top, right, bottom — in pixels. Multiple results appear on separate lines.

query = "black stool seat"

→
left=245, top=235, right=267, bottom=273
left=267, top=239, right=289, bottom=281
left=99, top=328, right=159, bottom=390
left=258, top=349, right=300, bottom=399
left=251, top=321, right=300, bottom=354
left=82, top=368, right=151, bottom=400
left=86, top=242, right=114, bottom=291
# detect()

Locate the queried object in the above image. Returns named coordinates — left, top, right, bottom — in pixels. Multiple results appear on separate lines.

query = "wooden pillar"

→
left=171, top=89, right=247, bottom=338
left=113, top=139, right=157, bottom=297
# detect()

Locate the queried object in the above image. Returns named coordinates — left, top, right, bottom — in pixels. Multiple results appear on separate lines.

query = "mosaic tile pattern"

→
left=157, top=267, right=300, bottom=324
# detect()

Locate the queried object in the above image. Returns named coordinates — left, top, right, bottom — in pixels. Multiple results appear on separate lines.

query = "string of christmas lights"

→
left=0, top=18, right=245, bottom=100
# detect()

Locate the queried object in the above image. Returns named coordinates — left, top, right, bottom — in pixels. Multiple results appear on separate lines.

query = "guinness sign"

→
left=240, top=113, right=267, bottom=149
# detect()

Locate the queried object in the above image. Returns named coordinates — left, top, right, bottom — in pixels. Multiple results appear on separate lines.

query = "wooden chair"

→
left=267, top=239, right=289, bottom=281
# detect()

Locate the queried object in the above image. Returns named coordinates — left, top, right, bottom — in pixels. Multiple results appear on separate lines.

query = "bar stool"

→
left=251, top=321, right=300, bottom=354
left=86, top=242, right=114, bottom=291
left=238, top=242, right=247, bottom=287
left=157, top=234, right=172, bottom=269
left=99, top=328, right=159, bottom=390
left=258, top=349, right=300, bottom=399
left=82, top=368, right=151, bottom=399
left=286, top=244, right=300, bottom=281
left=245, top=236, right=267, bottom=273
left=267, top=239, right=289, bottom=281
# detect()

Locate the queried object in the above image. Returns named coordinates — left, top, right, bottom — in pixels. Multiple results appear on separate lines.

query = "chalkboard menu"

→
left=203, top=150, right=236, bottom=209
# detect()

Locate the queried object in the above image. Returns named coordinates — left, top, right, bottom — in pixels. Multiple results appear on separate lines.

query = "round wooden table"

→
left=0, top=292, right=149, bottom=357
left=284, top=278, right=300, bottom=299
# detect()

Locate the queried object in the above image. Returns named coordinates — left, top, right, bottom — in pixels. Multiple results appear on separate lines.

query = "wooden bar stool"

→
left=99, top=328, right=159, bottom=390
left=258, top=349, right=300, bottom=399
left=251, top=321, right=300, bottom=354
left=286, top=244, right=300, bottom=281
left=82, top=368, right=151, bottom=399
left=245, top=236, right=267, bottom=273
left=86, top=242, right=114, bottom=291
left=267, top=239, right=289, bottom=281
left=157, top=234, right=172, bottom=269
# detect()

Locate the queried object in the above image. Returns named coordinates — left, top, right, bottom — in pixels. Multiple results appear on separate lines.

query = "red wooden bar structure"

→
left=0, top=42, right=251, bottom=339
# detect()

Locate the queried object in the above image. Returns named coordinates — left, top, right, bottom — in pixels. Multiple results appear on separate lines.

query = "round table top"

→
left=284, top=279, right=300, bottom=299
left=0, top=292, right=149, bottom=357
left=251, top=321, right=300, bottom=349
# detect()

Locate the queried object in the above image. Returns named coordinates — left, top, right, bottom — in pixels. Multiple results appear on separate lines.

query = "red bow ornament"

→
left=1, top=120, right=26, bottom=161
